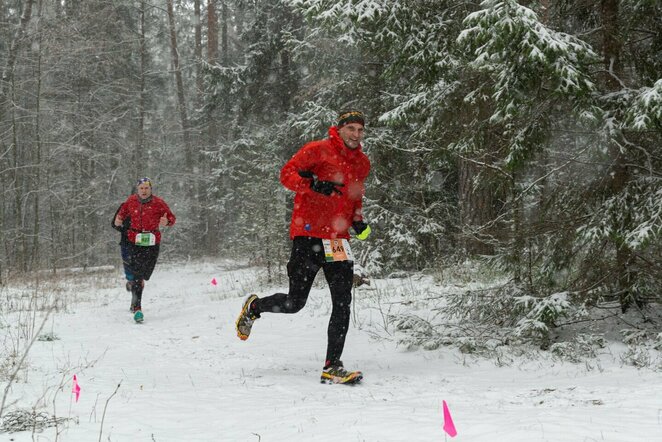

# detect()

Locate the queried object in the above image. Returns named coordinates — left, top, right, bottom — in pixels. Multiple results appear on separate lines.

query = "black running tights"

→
left=254, top=236, right=354, bottom=366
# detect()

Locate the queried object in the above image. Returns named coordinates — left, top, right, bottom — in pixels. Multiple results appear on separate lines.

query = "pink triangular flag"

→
left=211, top=277, right=217, bottom=286
left=72, top=375, right=81, bottom=402
left=442, top=400, right=457, bottom=437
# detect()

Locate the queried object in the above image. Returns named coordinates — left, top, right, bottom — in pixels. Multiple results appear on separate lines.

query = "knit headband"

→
left=337, top=111, right=365, bottom=128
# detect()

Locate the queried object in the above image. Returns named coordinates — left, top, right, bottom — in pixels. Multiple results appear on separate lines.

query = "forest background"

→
left=1, top=0, right=661, bottom=348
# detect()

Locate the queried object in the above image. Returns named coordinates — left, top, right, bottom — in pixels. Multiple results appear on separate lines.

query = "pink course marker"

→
left=72, top=375, right=81, bottom=402
left=211, top=278, right=218, bottom=286
left=442, top=400, right=457, bottom=437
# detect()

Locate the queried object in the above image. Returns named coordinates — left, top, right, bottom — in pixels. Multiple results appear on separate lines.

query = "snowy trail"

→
left=3, top=261, right=661, bottom=441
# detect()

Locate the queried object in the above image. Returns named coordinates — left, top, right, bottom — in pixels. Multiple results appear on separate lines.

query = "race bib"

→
left=323, top=239, right=354, bottom=262
left=135, top=232, right=156, bottom=246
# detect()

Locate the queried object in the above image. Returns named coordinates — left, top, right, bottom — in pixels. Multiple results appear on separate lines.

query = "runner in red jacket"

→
left=280, top=123, right=370, bottom=239
left=114, top=177, right=176, bottom=321
left=236, top=111, right=372, bottom=384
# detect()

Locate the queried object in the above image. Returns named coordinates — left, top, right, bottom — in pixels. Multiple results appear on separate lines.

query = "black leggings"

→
left=123, top=243, right=160, bottom=281
left=124, top=243, right=160, bottom=308
left=254, top=236, right=354, bottom=366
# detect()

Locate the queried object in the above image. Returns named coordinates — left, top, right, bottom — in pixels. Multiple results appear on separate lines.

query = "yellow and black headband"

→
left=337, top=111, right=365, bottom=128
left=136, top=177, right=152, bottom=187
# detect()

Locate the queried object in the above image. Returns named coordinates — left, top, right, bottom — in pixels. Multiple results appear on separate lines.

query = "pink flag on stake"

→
left=442, top=400, right=457, bottom=437
left=72, top=375, right=81, bottom=402
left=211, top=277, right=217, bottom=286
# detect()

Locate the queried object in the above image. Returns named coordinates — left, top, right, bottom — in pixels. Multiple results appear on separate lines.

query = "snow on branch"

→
left=626, top=79, right=662, bottom=130
left=457, top=0, right=597, bottom=105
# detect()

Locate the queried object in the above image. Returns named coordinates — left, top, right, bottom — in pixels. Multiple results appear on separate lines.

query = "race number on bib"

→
left=322, top=239, right=354, bottom=262
left=135, top=232, right=156, bottom=246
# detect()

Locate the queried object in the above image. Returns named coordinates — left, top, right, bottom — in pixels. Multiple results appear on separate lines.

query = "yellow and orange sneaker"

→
left=320, top=362, right=362, bottom=385
left=236, top=294, right=260, bottom=340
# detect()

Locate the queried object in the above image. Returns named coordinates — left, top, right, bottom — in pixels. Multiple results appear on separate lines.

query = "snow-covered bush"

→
left=654, top=332, right=662, bottom=351
left=550, top=334, right=607, bottom=363
left=0, top=409, right=71, bottom=434
left=393, top=315, right=446, bottom=351
left=620, top=346, right=652, bottom=369
left=618, top=330, right=662, bottom=370
left=620, top=329, right=649, bottom=345
left=514, top=292, right=571, bottom=345
left=625, top=79, right=662, bottom=130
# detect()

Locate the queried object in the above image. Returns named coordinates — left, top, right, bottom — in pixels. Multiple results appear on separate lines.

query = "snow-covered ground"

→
left=1, top=260, right=661, bottom=441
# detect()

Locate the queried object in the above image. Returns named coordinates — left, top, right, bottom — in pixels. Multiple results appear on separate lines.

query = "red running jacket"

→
left=117, top=194, right=176, bottom=245
left=281, top=126, right=370, bottom=240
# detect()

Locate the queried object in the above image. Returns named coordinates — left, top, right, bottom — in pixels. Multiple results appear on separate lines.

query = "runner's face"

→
left=137, top=182, right=152, bottom=199
left=338, top=123, right=364, bottom=150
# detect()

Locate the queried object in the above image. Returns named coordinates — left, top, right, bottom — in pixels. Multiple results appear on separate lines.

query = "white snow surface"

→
left=2, top=260, right=661, bottom=441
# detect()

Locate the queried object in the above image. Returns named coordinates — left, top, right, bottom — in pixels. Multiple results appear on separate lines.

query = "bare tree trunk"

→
left=540, top=0, right=549, bottom=23
left=236, top=1, right=244, bottom=43
left=166, top=0, right=192, bottom=169
left=205, top=0, right=220, bottom=254
left=48, top=180, right=58, bottom=273
left=1, top=2, right=35, bottom=274
left=1, top=0, right=34, bottom=112
left=136, top=0, right=148, bottom=177
left=601, top=0, right=622, bottom=92
left=220, top=1, right=228, bottom=65
left=192, top=0, right=210, bottom=253
left=11, top=86, right=26, bottom=271
left=278, top=6, right=298, bottom=113
left=31, top=0, right=45, bottom=271
left=458, top=155, right=495, bottom=256
left=194, top=0, right=203, bottom=103
left=207, top=0, right=218, bottom=64
left=2, top=21, right=30, bottom=272
left=206, top=0, right=220, bottom=146
left=600, top=0, right=635, bottom=312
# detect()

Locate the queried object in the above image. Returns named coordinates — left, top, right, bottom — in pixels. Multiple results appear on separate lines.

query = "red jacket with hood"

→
left=280, top=126, right=370, bottom=240
left=118, top=194, right=176, bottom=245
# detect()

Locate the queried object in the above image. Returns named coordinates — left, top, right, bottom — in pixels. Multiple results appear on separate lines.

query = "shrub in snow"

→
left=620, top=328, right=648, bottom=345
left=620, top=346, right=652, bottom=369
left=445, top=284, right=522, bottom=327
left=654, top=333, right=662, bottom=351
left=0, top=409, right=72, bottom=434
left=36, top=333, right=59, bottom=342
left=514, top=292, right=571, bottom=346
left=550, top=334, right=606, bottom=363
left=618, top=331, right=662, bottom=371
left=394, top=315, right=445, bottom=350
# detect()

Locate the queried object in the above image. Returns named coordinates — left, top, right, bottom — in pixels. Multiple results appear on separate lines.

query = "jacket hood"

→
left=328, top=126, right=363, bottom=153
left=129, top=193, right=154, bottom=204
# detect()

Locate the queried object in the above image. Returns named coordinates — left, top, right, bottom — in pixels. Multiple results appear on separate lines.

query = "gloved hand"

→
left=352, top=221, right=372, bottom=240
left=298, top=170, right=344, bottom=196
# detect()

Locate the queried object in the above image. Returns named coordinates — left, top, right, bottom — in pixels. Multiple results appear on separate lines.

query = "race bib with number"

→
left=322, top=239, right=354, bottom=262
left=135, top=232, right=156, bottom=246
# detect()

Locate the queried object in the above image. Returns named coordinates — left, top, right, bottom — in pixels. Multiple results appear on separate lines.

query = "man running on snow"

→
left=114, top=177, right=176, bottom=322
left=236, top=110, right=372, bottom=384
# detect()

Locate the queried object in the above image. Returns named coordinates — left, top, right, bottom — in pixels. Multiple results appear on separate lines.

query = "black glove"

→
left=352, top=221, right=369, bottom=235
left=298, top=170, right=344, bottom=196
